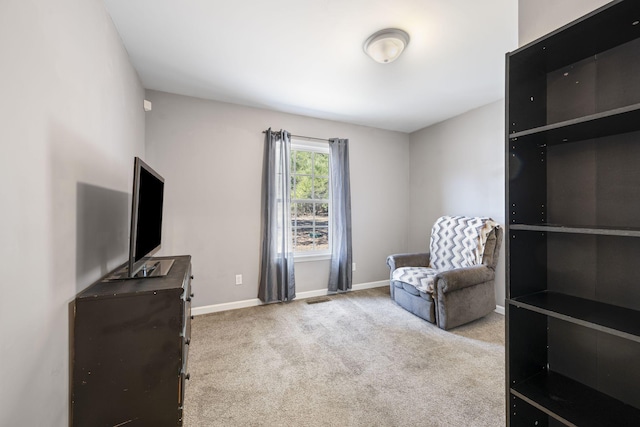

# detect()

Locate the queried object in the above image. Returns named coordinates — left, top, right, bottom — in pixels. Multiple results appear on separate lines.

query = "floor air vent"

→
left=306, top=297, right=331, bottom=305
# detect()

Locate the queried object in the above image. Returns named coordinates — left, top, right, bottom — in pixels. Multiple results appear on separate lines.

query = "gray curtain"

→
left=328, top=138, right=352, bottom=292
left=258, top=129, right=296, bottom=303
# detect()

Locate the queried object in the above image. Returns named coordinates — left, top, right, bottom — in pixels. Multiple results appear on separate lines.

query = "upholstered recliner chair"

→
left=386, top=216, right=502, bottom=330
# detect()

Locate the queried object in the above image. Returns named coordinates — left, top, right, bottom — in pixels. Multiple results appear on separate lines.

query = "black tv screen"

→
left=129, top=157, right=164, bottom=277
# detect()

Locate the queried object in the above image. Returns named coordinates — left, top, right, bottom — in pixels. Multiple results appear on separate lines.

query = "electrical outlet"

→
left=235, top=274, right=243, bottom=285
left=352, top=262, right=356, bottom=271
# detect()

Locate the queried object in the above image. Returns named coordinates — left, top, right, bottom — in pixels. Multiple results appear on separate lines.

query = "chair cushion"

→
left=429, top=216, right=499, bottom=270
left=392, top=267, right=439, bottom=294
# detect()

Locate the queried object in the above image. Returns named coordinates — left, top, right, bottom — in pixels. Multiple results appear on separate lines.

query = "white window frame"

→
left=290, top=139, right=331, bottom=261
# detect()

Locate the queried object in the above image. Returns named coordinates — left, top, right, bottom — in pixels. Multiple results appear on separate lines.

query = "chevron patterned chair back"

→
left=429, top=216, right=499, bottom=270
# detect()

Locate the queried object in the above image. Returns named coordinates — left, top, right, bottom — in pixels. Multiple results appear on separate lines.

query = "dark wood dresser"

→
left=72, top=255, right=193, bottom=426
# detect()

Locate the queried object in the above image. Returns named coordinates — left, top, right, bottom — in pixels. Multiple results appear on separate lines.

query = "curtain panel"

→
left=328, top=138, right=352, bottom=292
left=258, top=129, right=296, bottom=303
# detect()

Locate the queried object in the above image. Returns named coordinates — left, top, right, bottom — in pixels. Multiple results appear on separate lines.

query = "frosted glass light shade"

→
left=364, top=29, right=410, bottom=64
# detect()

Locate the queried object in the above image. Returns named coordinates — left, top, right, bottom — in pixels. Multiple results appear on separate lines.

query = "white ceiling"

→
left=104, top=0, right=518, bottom=133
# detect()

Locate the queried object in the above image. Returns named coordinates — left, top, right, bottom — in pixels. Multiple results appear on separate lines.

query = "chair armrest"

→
left=436, top=265, right=494, bottom=294
left=386, top=253, right=430, bottom=271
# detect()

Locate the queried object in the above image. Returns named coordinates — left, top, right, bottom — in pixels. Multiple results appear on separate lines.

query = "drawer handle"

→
left=191, top=315, right=194, bottom=320
left=185, top=338, right=191, bottom=345
left=190, top=275, right=194, bottom=280
left=185, top=373, right=191, bottom=381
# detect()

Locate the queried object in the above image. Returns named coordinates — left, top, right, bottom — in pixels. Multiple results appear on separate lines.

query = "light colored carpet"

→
left=184, top=287, right=505, bottom=427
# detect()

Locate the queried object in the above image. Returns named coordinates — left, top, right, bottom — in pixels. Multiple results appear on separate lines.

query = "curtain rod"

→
left=262, top=130, right=329, bottom=143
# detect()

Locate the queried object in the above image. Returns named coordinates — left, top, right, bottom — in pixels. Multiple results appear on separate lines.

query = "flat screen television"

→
left=126, top=157, right=173, bottom=278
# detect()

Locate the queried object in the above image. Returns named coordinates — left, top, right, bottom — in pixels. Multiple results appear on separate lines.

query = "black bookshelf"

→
left=506, top=1, right=640, bottom=425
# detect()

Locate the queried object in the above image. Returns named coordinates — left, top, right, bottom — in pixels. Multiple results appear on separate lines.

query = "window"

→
left=290, top=141, right=330, bottom=256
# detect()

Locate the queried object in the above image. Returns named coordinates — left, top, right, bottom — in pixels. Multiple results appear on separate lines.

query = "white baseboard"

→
left=494, top=305, right=505, bottom=315
left=191, top=280, right=389, bottom=317
left=191, top=298, right=262, bottom=316
left=352, top=280, right=389, bottom=291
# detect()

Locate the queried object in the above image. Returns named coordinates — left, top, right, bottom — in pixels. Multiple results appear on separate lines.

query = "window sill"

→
left=294, top=253, right=332, bottom=262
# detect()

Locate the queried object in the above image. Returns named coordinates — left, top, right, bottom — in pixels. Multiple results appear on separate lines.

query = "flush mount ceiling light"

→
left=363, top=28, right=410, bottom=64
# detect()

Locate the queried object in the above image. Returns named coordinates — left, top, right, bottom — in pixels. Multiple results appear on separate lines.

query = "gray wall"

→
left=519, top=0, right=611, bottom=46
left=408, top=101, right=507, bottom=305
left=145, top=90, right=410, bottom=307
left=0, top=1, right=145, bottom=425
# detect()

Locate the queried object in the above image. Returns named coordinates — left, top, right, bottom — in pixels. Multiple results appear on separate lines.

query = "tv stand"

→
left=103, top=258, right=175, bottom=280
